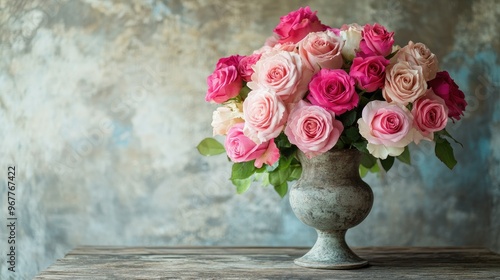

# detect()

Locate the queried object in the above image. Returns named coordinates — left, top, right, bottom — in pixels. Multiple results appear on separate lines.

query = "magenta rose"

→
left=273, top=6, right=328, bottom=44
left=216, top=55, right=244, bottom=70
left=427, top=71, right=467, bottom=121
left=411, top=89, right=449, bottom=142
left=358, top=100, right=414, bottom=159
left=350, top=56, right=390, bottom=92
left=307, top=69, right=358, bottom=115
left=225, top=123, right=280, bottom=168
left=298, top=30, right=344, bottom=72
left=248, top=50, right=311, bottom=103
left=243, top=89, right=288, bottom=144
left=238, top=53, right=261, bottom=82
left=205, top=66, right=242, bottom=103
left=358, top=23, right=394, bottom=57
left=284, top=100, right=344, bottom=158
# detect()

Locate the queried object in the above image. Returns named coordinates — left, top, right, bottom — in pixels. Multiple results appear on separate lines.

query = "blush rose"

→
left=225, top=123, right=280, bottom=168
left=397, top=41, right=438, bottom=81
left=248, top=50, right=311, bottom=103
left=284, top=100, right=344, bottom=158
left=411, top=89, right=449, bottom=143
left=382, top=61, right=427, bottom=105
left=243, top=89, right=288, bottom=144
left=297, top=30, right=344, bottom=72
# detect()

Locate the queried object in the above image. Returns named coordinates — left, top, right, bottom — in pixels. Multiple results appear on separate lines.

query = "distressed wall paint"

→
left=0, top=0, right=498, bottom=278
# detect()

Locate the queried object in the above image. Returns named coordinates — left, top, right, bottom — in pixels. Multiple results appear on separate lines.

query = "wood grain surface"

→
left=35, top=247, right=500, bottom=279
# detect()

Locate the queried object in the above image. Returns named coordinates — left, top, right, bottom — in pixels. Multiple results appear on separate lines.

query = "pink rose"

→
left=382, top=61, right=427, bottom=105
left=238, top=53, right=261, bottom=82
left=307, top=69, right=358, bottom=115
left=248, top=51, right=311, bottom=103
left=358, top=100, right=414, bottom=159
left=427, top=71, right=467, bottom=121
left=284, top=100, right=344, bottom=158
left=243, top=89, right=288, bottom=144
left=397, top=41, right=438, bottom=81
left=298, top=30, right=344, bottom=72
left=216, top=55, right=244, bottom=70
left=273, top=6, right=328, bottom=44
left=349, top=55, right=390, bottom=92
left=205, top=66, right=242, bottom=103
left=358, top=23, right=394, bottom=57
left=411, top=89, right=448, bottom=143
left=225, top=123, right=280, bottom=168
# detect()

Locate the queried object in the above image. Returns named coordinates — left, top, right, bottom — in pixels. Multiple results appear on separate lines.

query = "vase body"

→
left=289, top=149, right=374, bottom=269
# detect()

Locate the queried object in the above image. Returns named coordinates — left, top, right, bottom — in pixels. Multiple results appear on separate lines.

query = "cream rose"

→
left=211, top=102, right=244, bottom=136
left=339, top=23, right=363, bottom=61
left=382, top=61, right=427, bottom=105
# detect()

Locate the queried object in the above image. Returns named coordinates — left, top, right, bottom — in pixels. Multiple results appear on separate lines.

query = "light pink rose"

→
left=238, top=53, right=261, bottom=82
left=211, top=102, right=244, bottom=136
left=298, top=30, right=344, bottom=72
left=307, top=69, right=358, bottom=115
left=243, top=88, right=288, bottom=144
left=412, top=89, right=449, bottom=143
left=273, top=6, right=328, bottom=44
left=248, top=51, right=311, bottom=103
left=205, top=66, right=243, bottom=103
left=427, top=71, right=467, bottom=121
left=358, top=100, right=414, bottom=159
left=349, top=55, right=390, bottom=92
left=225, top=123, right=280, bottom=168
left=339, top=23, right=363, bottom=61
left=382, top=61, right=427, bottom=105
left=358, top=23, right=394, bottom=57
left=397, top=41, right=439, bottom=81
left=284, top=100, right=344, bottom=158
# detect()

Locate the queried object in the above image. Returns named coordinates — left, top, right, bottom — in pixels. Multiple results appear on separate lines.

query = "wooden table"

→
left=35, top=247, right=500, bottom=279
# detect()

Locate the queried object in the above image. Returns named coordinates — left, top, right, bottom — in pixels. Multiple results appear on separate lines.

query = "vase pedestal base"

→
left=294, top=230, right=369, bottom=270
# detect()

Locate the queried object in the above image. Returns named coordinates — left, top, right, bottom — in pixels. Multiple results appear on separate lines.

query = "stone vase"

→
left=289, top=148, right=374, bottom=269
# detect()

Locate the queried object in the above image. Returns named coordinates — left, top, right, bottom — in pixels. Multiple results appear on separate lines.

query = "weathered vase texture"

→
left=290, top=149, right=374, bottom=269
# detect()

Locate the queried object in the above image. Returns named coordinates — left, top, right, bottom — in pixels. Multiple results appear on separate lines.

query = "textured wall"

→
left=0, top=0, right=499, bottom=278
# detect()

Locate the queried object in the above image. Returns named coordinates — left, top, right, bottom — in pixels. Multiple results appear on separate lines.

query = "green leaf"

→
left=273, top=182, right=288, bottom=198
left=380, top=156, right=395, bottom=172
left=435, top=139, right=457, bottom=169
left=352, top=140, right=368, bottom=153
left=238, top=85, right=251, bottom=100
left=231, top=161, right=256, bottom=180
left=269, top=165, right=292, bottom=187
left=288, top=164, right=302, bottom=181
left=438, top=129, right=464, bottom=147
left=197, top=138, right=225, bottom=156
left=339, top=110, right=357, bottom=127
left=231, top=177, right=253, bottom=194
left=397, top=146, right=411, bottom=165
left=275, top=132, right=292, bottom=149
left=359, top=164, right=368, bottom=178
left=360, top=152, right=377, bottom=168
left=345, top=126, right=360, bottom=142
left=369, top=162, right=380, bottom=173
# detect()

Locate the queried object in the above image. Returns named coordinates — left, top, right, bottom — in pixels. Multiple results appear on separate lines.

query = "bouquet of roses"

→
left=197, top=6, right=467, bottom=197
